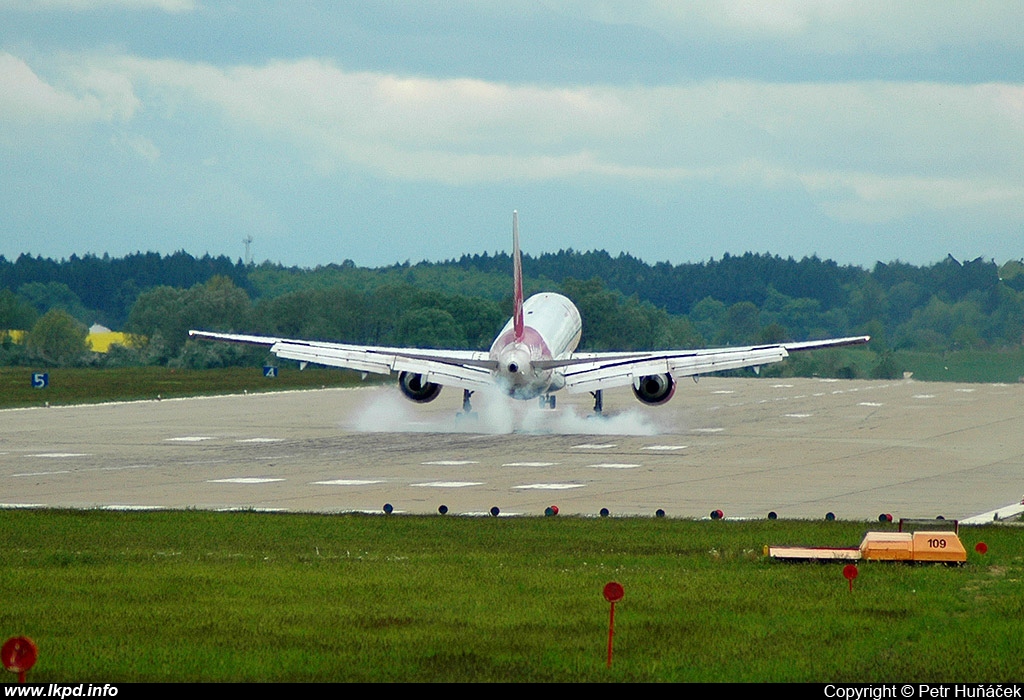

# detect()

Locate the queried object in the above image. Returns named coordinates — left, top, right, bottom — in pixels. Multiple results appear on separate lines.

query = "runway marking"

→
left=166, top=436, right=215, bottom=442
left=859, top=402, right=883, bottom=407
left=772, top=384, right=794, bottom=388
left=711, top=390, right=734, bottom=394
left=956, top=388, right=976, bottom=393
left=29, top=453, right=89, bottom=458
left=692, top=428, right=723, bottom=433
left=0, top=503, right=46, bottom=509
left=217, top=507, right=289, bottom=513
left=207, top=477, right=285, bottom=484
left=587, top=463, right=640, bottom=469
left=514, top=483, right=585, bottom=490
left=503, top=462, right=558, bottom=467
left=101, top=505, right=165, bottom=511
left=643, top=445, right=687, bottom=451
left=236, top=438, right=284, bottom=443
left=784, top=414, right=812, bottom=418
left=913, top=395, right=936, bottom=399
left=411, top=481, right=484, bottom=488
left=312, top=479, right=385, bottom=486
left=421, top=460, right=479, bottom=466
left=12, top=470, right=71, bottom=477
left=572, top=443, right=616, bottom=449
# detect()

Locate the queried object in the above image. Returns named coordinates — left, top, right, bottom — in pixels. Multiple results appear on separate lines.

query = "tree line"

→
left=2, top=248, right=1024, bottom=376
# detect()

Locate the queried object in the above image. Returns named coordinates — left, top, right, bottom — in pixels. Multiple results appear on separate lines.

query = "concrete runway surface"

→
left=2, top=376, right=1023, bottom=520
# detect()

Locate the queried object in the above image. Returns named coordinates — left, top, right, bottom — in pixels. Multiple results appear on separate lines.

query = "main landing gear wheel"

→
left=539, top=394, right=556, bottom=409
left=590, top=389, right=604, bottom=416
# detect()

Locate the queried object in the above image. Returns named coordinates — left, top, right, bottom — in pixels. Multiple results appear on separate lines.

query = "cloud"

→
left=548, top=0, right=1024, bottom=53
left=0, top=53, right=139, bottom=124
left=10, top=49, right=1024, bottom=228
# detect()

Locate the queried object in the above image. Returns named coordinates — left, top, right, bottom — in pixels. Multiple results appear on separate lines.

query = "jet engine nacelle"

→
left=631, top=373, right=676, bottom=405
left=398, top=371, right=442, bottom=403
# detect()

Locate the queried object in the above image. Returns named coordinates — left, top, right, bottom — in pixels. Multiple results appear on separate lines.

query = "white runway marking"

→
left=502, top=462, right=558, bottom=467
left=784, top=414, right=812, bottom=418
left=772, top=384, right=794, bottom=388
left=12, top=470, right=71, bottom=477
left=0, top=503, right=46, bottom=509
left=514, top=483, right=585, bottom=490
left=207, top=477, right=285, bottom=484
left=711, top=390, right=734, bottom=394
left=166, top=436, right=214, bottom=442
left=913, top=395, right=935, bottom=399
left=692, top=428, right=723, bottom=433
left=217, top=507, right=289, bottom=513
left=859, top=402, right=883, bottom=407
left=411, top=481, right=484, bottom=488
left=572, top=443, right=616, bottom=449
left=235, top=438, right=284, bottom=443
left=643, top=445, right=687, bottom=451
left=29, top=453, right=89, bottom=458
left=101, top=505, right=165, bottom=511
left=587, top=463, right=640, bottom=469
left=956, top=388, right=976, bottom=393
left=421, top=460, right=479, bottom=466
left=312, top=479, right=385, bottom=486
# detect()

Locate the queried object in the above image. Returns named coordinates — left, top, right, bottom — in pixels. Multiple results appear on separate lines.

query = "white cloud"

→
left=546, top=0, right=1024, bottom=53
left=0, top=53, right=139, bottom=124
left=13, top=51, right=1024, bottom=229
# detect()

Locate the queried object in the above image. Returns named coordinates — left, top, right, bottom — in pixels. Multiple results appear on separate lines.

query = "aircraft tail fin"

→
left=512, top=211, right=524, bottom=342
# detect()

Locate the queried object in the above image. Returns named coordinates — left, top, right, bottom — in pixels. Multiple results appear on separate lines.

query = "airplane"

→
left=190, top=212, right=869, bottom=415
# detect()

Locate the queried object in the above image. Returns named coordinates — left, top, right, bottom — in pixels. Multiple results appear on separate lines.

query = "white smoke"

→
left=345, top=387, right=662, bottom=436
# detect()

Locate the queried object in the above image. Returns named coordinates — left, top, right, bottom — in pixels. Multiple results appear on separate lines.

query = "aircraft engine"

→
left=398, top=371, right=442, bottom=403
left=631, top=373, right=676, bottom=405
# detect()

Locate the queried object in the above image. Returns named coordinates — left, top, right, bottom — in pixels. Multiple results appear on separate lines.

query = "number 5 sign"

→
left=31, top=372, right=48, bottom=389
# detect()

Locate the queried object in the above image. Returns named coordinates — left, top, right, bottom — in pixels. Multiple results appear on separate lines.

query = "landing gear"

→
left=591, top=389, right=603, bottom=415
left=458, top=389, right=477, bottom=418
left=539, top=394, right=556, bottom=409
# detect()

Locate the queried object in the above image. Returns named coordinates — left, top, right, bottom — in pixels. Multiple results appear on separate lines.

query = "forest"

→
left=2, top=247, right=1024, bottom=381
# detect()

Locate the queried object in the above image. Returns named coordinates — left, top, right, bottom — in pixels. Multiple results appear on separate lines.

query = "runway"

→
left=3, top=376, right=1023, bottom=520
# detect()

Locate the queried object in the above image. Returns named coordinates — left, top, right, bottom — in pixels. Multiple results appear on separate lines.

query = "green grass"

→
left=1, top=510, right=1022, bottom=682
left=0, top=366, right=382, bottom=409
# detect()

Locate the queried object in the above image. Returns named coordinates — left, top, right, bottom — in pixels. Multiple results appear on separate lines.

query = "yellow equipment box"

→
left=770, top=530, right=967, bottom=564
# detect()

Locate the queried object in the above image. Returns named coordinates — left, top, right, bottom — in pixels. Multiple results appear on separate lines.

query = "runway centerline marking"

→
left=236, top=438, right=284, bottom=443
left=166, top=437, right=215, bottom=442
left=411, top=481, right=484, bottom=488
left=207, top=477, right=285, bottom=484
left=29, top=453, right=89, bottom=458
left=692, top=428, right=723, bottom=433
left=514, top=483, right=585, bottom=490
left=503, top=462, right=558, bottom=467
left=12, top=470, right=72, bottom=477
left=312, top=479, right=385, bottom=486
left=421, top=460, right=479, bottom=466
left=572, top=443, right=616, bottom=449
left=643, top=445, right=687, bottom=451
left=784, top=414, right=812, bottom=418
left=587, top=463, right=640, bottom=469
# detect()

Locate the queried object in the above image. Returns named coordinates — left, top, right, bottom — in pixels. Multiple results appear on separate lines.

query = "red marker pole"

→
left=2, top=637, right=37, bottom=684
left=603, top=582, right=624, bottom=668
left=843, top=564, right=858, bottom=592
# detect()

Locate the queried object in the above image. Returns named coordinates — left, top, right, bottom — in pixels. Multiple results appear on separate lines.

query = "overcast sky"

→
left=2, top=1, right=1023, bottom=269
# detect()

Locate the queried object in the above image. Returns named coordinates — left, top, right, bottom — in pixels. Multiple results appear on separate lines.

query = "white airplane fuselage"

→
left=488, top=292, right=582, bottom=399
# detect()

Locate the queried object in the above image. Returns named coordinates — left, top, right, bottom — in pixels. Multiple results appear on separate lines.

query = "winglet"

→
left=512, top=211, right=525, bottom=342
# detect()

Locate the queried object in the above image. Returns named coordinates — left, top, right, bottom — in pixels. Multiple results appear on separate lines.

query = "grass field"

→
left=0, top=366, right=380, bottom=410
left=1, top=510, right=1021, bottom=682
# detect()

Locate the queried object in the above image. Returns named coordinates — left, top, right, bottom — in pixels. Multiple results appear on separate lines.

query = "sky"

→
left=2, top=1, right=1023, bottom=270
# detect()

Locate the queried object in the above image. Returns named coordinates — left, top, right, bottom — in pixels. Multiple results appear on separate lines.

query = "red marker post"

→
left=843, top=564, right=858, bottom=592
left=603, top=581, right=624, bottom=668
left=2, top=636, right=37, bottom=684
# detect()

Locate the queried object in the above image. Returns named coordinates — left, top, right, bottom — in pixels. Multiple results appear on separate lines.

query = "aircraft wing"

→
left=188, top=330, right=498, bottom=391
left=552, top=335, right=870, bottom=394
